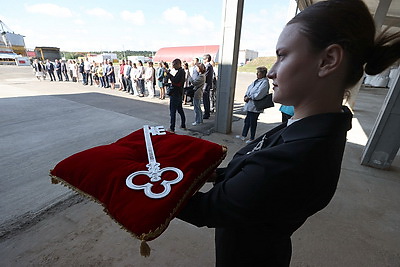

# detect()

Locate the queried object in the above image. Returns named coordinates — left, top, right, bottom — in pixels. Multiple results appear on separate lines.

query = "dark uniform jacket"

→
left=167, top=67, right=185, bottom=96
left=203, top=62, right=214, bottom=92
left=177, top=107, right=353, bottom=267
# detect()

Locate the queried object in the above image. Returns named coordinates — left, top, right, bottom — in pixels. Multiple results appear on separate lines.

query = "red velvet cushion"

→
left=50, top=126, right=226, bottom=245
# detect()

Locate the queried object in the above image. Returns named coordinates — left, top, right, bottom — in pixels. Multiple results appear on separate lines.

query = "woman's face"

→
left=267, top=23, right=321, bottom=106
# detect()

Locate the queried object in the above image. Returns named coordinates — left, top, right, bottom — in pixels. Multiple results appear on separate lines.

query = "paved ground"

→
left=0, top=65, right=399, bottom=266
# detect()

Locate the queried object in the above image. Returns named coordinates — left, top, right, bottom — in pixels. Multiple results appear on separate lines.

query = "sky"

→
left=0, top=0, right=294, bottom=56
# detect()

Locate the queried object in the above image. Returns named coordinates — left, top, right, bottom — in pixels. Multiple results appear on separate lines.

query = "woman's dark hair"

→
left=288, top=0, right=400, bottom=88
left=172, top=58, right=182, bottom=65
left=197, top=63, right=206, bottom=74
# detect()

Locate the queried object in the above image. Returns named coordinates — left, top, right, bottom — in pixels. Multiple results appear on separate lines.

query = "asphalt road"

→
left=0, top=65, right=263, bottom=240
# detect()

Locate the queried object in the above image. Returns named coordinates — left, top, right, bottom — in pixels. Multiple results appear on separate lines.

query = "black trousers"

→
left=63, top=70, right=69, bottom=81
left=121, top=74, right=127, bottom=90
left=242, top=111, right=260, bottom=140
left=125, top=77, right=133, bottom=94
left=48, top=71, right=56, bottom=81
left=203, top=89, right=210, bottom=118
left=169, top=94, right=186, bottom=131
left=56, top=71, right=63, bottom=81
left=138, top=79, right=145, bottom=94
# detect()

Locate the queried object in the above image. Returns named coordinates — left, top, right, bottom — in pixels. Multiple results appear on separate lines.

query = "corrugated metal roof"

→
left=0, top=52, right=17, bottom=59
left=153, top=45, right=219, bottom=63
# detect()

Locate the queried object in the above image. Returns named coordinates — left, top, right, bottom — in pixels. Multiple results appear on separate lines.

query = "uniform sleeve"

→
left=177, top=140, right=334, bottom=228
left=176, top=147, right=300, bottom=228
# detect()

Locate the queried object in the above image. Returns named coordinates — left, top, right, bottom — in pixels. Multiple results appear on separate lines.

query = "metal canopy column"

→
left=361, top=0, right=400, bottom=169
left=374, top=0, right=392, bottom=29
left=214, top=0, right=244, bottom=134
left=361, top=70, right=400, bottom=169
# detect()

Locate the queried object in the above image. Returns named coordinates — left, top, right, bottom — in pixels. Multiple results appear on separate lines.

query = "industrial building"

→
left=153, top=45, right=258, bottom=67
left=0, top=20, right=29, bottom=65
left=153, top=45, right=220, bottom=63
left=34, top=47, right=62, bottom=62
left=238, top=49, right=258, bottom=66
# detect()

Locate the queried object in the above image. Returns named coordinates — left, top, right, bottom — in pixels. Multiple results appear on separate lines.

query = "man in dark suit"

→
left=55, top=59, right=63, bottom=81
left=46, top=59, right=56, bottom=82
left=166, top=58, right=186, bottom=133
left=202, top=54, right=213, bottom=119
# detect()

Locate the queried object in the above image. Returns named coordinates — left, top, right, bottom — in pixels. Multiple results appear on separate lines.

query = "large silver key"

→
left=126, top=125, right=184, bottom=199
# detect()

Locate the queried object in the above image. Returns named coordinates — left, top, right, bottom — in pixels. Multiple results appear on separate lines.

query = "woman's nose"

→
left=267, top=66, right=276, bottom=79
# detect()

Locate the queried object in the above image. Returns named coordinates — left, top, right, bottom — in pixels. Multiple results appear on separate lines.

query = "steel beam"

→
left=214, top=0, right=244, bottom=134
left=361, top=69, right=400, bottom=169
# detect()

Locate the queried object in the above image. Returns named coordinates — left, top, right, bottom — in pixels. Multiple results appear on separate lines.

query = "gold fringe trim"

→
left=51, top=176, right=59, bottom=184
left=140, top=240, right=151, bottom=257
left=49, top=145, right=227, bottom=257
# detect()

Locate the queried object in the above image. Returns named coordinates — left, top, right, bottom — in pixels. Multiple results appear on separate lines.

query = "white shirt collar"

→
left=287, top=117, right=302, bottom=126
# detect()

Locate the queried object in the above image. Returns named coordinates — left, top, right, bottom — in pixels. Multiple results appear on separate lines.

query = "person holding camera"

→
left=166, top=58, right=186, bottom=133
left=187, top=63, right=206, bottom=126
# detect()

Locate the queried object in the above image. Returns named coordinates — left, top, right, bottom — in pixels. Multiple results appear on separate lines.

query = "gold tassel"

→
left=51, top=177, right=59, bottom=184
left=140, top=240, right=151, bottom=257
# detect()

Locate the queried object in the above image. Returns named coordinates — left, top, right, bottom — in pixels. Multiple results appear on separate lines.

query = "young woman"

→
left=72, top=60, right=78, bottom=83
left=162, top=62, right=170, bottom=99
left=32, top=59, right=44, bottom=81
left=182, top=62, right=191, bottom=105
left=107, top=62, right=115, bottom=90
left=187, top=63, right=206, bottom=125
left=92, top=63, right=100, bottom=87
left=176, top=0, right=400, bottom=266
left=156, top=61, right=166, bottom=100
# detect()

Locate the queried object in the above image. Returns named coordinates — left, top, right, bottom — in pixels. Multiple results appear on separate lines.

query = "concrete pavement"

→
left=0, top=65, right=399, bottom=266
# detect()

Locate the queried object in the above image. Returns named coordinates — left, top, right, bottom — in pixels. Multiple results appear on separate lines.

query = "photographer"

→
left=166, top=58, right=186, bottom=133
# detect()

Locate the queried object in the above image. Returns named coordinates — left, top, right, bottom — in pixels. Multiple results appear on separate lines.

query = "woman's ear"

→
left=318, top=44, right=344, bottom=77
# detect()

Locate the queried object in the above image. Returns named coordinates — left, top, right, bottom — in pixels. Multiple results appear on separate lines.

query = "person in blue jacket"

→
left=177, top=0, right=400, bottom=266
left=235, top=66, right=270, bottom=143
left=280, top=105, right=294, bottom=122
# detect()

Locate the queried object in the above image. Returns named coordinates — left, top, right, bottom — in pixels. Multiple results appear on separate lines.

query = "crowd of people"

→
left=31, top=54, right=218, bottom=130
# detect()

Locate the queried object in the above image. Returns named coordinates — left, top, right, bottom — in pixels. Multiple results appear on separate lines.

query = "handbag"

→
left=253, top=93, right=274, bottom=111
left=184, top=85, right=195, bottom=98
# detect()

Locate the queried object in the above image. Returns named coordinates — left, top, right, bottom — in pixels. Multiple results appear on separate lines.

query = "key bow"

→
left=126, top=125, right=184, bottom=199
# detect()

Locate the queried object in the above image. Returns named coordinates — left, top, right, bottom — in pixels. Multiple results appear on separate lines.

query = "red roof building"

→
left=153, top=45, right=219, bottom=63
left=26, top=50, right=36, bottom=58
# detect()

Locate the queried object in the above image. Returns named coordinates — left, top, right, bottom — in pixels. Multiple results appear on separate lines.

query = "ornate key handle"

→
left=126, top=125, right=184, bottom=199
